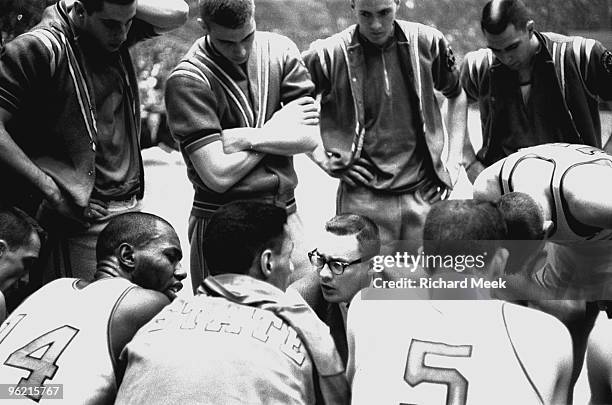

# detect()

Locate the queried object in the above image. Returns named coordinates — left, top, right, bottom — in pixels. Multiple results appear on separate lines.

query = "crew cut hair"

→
left=481, top=0, right=531, bottom=35
left=325, top=213, right=381, bottom=258
left=199, top=0, right=254, bottom=28
left=203, top=201, right=288, bottom=276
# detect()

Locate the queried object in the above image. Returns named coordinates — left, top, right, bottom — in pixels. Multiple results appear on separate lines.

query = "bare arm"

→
left=221, top=97, right=320, bottom=156
left=135, top=0, right=189, bottom=33
left=110, top=287, right=170, bottom=383
left=462, top=134, right=486, bottom=184
left=444, top=89, right=468, bottom=187
left=472, top=158, right=504, bottom=202
left=189, top=139, right=264, bottom=194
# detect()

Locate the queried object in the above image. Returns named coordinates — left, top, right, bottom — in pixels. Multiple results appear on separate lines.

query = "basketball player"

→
left=473, top=142, right=612, bottom=390
left=115, top=201, right=349, bottom=405
left=0, top=207, right=43, bottom=321
left=0, top=212, right=185, bottom=404
left=347, top=199, right=573, bottom=404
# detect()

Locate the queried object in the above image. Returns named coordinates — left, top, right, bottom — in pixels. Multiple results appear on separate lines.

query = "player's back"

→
left=347, top=298, right=572, bottom=405
left=0, top=278, right=136, bottom=404
left=115, top=294, right=316, bottom=405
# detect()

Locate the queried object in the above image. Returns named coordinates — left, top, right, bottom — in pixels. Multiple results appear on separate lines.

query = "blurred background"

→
left=2, top=0, right=611, bottom=151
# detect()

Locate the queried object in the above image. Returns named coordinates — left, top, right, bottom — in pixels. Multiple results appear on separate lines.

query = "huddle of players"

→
left=1, top=142, right=611, bottom=404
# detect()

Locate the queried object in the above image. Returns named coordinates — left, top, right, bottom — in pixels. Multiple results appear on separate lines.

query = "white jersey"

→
left=499, top=143, right=612, bottom=295
left=499, top=142, right=612, bottom=241
left=0, top=278, right=136, bottom=404
left=347, top=298, right=570, bottom=405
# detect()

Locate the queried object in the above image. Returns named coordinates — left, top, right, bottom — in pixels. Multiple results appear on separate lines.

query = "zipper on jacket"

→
left=381, top=51, right=391, bottom=96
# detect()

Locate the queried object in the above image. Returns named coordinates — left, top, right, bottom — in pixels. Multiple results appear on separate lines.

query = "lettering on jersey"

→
left=3, top=325, right=79, bottom=402
left=404, top=339, right=473, bottom=405
left=147, top=300, right=305, bottom=365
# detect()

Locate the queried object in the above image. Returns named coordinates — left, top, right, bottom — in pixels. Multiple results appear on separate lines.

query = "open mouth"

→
left=165, top=282, right=183, bottom=300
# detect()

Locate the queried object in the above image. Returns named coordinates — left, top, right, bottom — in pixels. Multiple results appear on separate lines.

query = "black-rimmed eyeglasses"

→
left=308, top=248, right=367, bottom=275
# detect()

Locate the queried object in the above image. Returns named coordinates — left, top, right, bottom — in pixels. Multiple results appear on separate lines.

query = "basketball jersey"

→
left=499, top=142, right=612, bottom=241
left=115, top=295, right=315, bottom=405
left=348, top=299, right=554, bottom=405
left=0, top=278, right=136, bottom=404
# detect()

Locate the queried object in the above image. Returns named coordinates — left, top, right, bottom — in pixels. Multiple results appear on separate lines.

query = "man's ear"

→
left=350, top=0, right=355, bottom=10
left=259, top=248, right=274, bottom=280
left=0, top=239, right=7, bottom=258
left=73, top=1, right=86, bottom=18
left=197, top=18, right=209, bottom=33
left=118, top=243, right=136, bottom=270
left=526, top=20, right=535, bottom=35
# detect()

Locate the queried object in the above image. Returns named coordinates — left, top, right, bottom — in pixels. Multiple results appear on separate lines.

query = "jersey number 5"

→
left=404, top=339, right=473, bottom=405
left=4, top=325, right=79, bottom=402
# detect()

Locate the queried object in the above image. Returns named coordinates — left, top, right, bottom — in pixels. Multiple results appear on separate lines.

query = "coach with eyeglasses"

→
left=291, top=213, right=380, bottom=365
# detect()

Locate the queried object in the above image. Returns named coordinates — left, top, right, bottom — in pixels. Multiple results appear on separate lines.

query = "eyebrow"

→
left=487, top=40, right=520, bottom=53
left=166, top=247, right=183, bottom=260
left=318, top=251, right=351, bottom=263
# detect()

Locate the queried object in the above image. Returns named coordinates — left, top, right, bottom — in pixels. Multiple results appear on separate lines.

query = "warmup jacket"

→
left=461, top=31, right=612, bottom=165
left=302, top=21, right=462, bottom=188
left=0, top=1, right=148, bottom=209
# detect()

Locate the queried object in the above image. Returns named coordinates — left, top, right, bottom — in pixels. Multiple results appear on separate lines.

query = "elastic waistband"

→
left=191, top=196, right=297, bottom=217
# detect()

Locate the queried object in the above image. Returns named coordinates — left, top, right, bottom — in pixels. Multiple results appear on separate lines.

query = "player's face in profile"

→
left=80, top=1, right=137, bottom=53
left=132, top=225, right=186, bottom=301
left=353, top=0, right=398, bottom=46
left=205, top=18, right=256, bottom=66
left=485, top=23, right=534, bottom=71
left=317, top=233, right=371, bottom=304
left=0, top=232, right=40, bottom=294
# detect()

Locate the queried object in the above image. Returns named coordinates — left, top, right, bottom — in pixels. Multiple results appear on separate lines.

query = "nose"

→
left=174, top=262, right=187, bottom=281
left=235, top=44, right=247, bottom=59
left=319, top=264, right=333, bottom=282
left=371, top=17, right=382, bottom=32
left=112, top=25, right=129, bottom=46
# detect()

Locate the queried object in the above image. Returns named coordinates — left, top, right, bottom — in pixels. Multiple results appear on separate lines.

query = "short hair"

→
left=96, top=212, right=174, bottom=261
left=481, top=0, right=531, bottom=35
left=80, top=0, right=136, bottom=15
left=498, top=192, right=545, bottom=240
left=203, top=201, right=287, bottom=276
left=497, top=192, right=546, bottom=274
left=423, top=200, right=507, bottom=267
left=199, top=0, right=254, bottom=28
left=0, top=207, right=44, bottom=250
left=325, top=213, right=381, bottom=258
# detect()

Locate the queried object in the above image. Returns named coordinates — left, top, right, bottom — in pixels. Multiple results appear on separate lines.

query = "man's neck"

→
left=94, top=257, right=127, bottom=280
left=517, top=34, right=542, bottom=82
